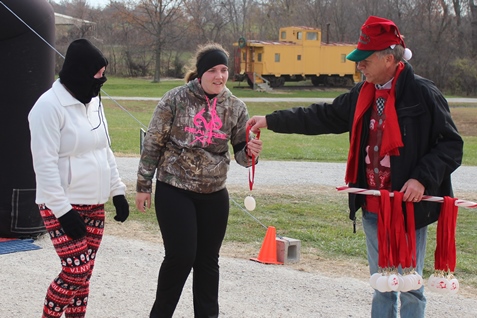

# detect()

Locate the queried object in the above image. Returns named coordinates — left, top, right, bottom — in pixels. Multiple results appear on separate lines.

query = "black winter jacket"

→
left=266, top=62, right=463, bottom=229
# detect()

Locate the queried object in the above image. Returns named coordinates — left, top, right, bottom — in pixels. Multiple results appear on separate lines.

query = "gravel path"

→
left=1, top=158, right=476, bottom=317
left=107, top=96, right=477, bottom=104
left=116, top=157, right=477, bottom=195
left=2, top=233, right=477, bottom=317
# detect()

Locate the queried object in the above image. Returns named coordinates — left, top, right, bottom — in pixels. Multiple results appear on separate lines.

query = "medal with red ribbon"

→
left=244, top=125, right=260, bottom=211
left=369, top=190, right=423, bottom=293
left=336, top=186, right=465, bottom=294
left=428, top=196, right=459, bottom=294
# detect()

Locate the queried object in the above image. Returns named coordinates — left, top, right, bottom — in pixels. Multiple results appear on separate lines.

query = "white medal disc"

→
left=369, top=273, right=381, bottom=289
left=397, top=275, right=405, bottom=292
left=427, top=274, right=437, bottom=291
left=376, top=275, right=390, bottom=293
left=400, top=275, right=413, bottom=292
left=387, top=274, right=400, bottom=291
left=414, top=273, right=423, bottom=289
left=244, top=195, right=256, bottom=211
left=407, top=274, right=418, bottom=291
left=435, top=277, right=449, bottom=293
left=448, top=278, right=459, bottom=294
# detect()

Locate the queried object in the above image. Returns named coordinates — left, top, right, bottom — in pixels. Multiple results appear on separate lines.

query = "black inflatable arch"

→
left=0, top=0, right=55, bottom=237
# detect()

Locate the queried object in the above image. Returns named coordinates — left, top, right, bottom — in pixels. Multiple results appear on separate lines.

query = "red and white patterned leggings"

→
left=39, top=204, right=105, bottom=318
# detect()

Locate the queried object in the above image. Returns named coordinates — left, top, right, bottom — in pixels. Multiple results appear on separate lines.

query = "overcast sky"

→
left=86, top=0, right=109, bottom=8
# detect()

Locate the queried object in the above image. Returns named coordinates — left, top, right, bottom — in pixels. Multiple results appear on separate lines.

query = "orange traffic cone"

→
left=250, top=226, right=283, bottom=265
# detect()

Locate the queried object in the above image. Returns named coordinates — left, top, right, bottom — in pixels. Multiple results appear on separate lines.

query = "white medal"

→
left=244, top=195, right=256, bottom=211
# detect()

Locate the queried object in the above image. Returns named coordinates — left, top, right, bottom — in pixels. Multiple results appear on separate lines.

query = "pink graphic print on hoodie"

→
left=185, top=97, right=227, bottom=146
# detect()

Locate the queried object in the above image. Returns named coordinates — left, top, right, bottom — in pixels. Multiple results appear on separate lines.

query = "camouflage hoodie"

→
left=136, top=78, right=252, bottom=194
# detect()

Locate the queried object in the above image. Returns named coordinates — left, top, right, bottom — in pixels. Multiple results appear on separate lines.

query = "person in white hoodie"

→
left=28, top=38, right=129, bottom=318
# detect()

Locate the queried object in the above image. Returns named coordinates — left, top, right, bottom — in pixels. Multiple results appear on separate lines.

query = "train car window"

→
left=306, top=32, right=318, bottom=41
left=275, top=53, right=280, bottom=62
left=281, top=31, right=286, bottom=39
left=258, top=53, right=262, bottom=62
left=297, top=32, right=302, bottom=40
left=297, top=55, right=301, bottom=61
left=341, top=54, right=346, bottom=63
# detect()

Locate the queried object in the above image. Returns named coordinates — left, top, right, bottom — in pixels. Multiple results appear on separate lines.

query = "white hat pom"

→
left=403, top=48, right=412, bottom=60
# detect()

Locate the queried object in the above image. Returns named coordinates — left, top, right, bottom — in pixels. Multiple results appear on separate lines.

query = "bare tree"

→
left=252, top=0, right=298, bottom=39
left=471, top=0, right=477, bottom=57
left=114, top=0, right=186, bottom=82
left=182, top=0, right=233, bottom=45
left=452, top=0, right=464, bottom=51
left=222, top=0, right=254, bottom=38
left=403, top=0, right=454, bottom=87
left=328, top=0, right=353, bottom=42
left=297, top=0, right=329, bottom=30
left=352, top=0, right=381, bottom=20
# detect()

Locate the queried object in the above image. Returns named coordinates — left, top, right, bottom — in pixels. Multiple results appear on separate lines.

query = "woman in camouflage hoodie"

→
left=135, top=42, right=262, bottom=318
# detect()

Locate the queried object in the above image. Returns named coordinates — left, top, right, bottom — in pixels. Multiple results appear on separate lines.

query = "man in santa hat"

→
left=247, top=16, right=463, bottom=318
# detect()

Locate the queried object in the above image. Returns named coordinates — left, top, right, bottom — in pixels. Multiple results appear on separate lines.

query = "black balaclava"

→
left=59, top=39, right=108, bottom=104
left=196, top=49, right=228, bottom=79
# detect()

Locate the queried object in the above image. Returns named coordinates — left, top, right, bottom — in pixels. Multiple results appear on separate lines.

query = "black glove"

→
left=113, top=195, right=130, bottom=222
left=58, top=209, right=87, bottom=240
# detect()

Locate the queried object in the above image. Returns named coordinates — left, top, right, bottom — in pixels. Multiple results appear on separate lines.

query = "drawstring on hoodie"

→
left=90, top=94, right=111, bottom=147
left=205, top=95, right=217, bottom=110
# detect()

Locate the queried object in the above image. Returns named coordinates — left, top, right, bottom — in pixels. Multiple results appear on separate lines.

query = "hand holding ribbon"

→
left=244, top=125, right=261, bottom=211
left=246, top=125, right=261, bottom=191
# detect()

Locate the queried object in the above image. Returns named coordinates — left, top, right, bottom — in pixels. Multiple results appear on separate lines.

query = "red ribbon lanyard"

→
left=391, top=191, right=406, bottom=269
left=435, top=196, right=458, bottom=272
left=405, top=201, right=416, bottom=269
left=246, top=125, right=260, bottom=191
left=378, top=190, right=391, bottom=268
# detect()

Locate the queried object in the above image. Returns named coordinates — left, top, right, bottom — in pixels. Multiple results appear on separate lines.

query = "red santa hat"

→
left=346, top=16, right=412, bottom=62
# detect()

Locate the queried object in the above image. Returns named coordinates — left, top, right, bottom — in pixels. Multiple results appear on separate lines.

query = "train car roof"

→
left=244, top=40, right=356, bottom=47
left=246, top=40, right=297, bottom=46
left=322, top=42, right=357, bottom=46
left=281, top=26, right=321, bottom=30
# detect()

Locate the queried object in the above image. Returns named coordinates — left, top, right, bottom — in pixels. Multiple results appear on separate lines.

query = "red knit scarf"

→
left=345, top=62, right=405, bottom=184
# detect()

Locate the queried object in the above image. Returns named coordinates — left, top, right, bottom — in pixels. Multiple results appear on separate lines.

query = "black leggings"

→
left=150, top=181, right=229, bottom=318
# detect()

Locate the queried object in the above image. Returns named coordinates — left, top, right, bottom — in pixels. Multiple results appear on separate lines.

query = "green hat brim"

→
left=346, top=49, right=375, bottom=62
